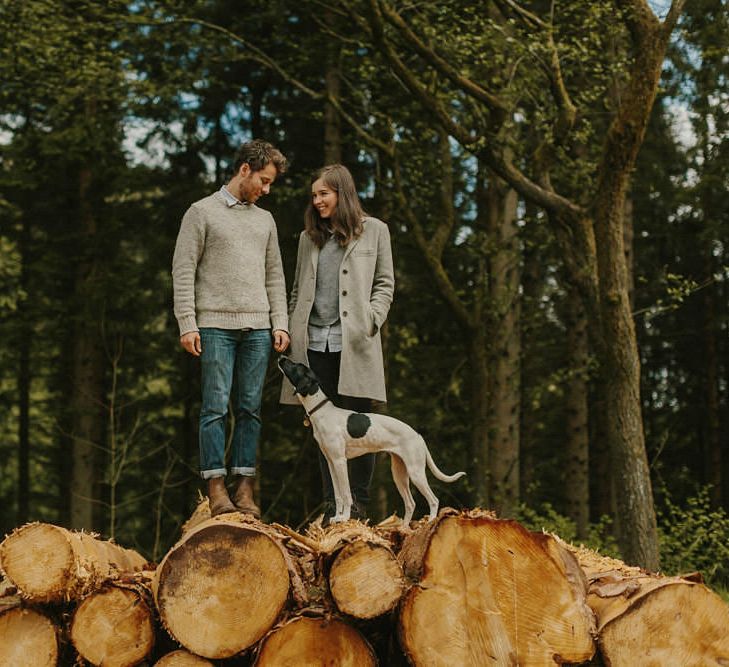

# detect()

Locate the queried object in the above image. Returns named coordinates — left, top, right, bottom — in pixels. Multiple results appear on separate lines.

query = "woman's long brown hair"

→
left=304, top=164, right=366, bottom=248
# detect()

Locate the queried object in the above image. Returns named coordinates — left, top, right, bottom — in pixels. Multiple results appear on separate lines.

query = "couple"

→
left=172, top=139, right=394, bottom=520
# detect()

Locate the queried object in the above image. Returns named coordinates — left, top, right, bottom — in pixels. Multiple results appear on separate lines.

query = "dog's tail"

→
left=425, top=446, right=466, bottom=483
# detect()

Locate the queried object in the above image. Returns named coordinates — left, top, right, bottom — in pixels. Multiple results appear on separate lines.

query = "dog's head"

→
left=277, top=357, right=322, bottom=397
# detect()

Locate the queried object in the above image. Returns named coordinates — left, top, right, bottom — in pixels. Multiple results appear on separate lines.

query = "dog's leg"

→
left=402, top=440, right=440, bottom=520
left=390, top=455, right=416, bottom=526
left=326, top=453, right=353, bottom=523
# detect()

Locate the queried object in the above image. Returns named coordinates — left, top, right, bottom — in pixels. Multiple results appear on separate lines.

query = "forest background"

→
left=1, top=0, right=727, bottom=590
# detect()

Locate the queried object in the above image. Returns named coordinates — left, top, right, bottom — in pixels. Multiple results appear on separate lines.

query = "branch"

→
left=379, top=1, right=508, bottom=115
left=663, top=0, right=686, bottom=34
left=614, top=0, right=660, bottom=43
left=391, top=154, right=475, bottom=330
left=365, top=0, right=480, bottom=147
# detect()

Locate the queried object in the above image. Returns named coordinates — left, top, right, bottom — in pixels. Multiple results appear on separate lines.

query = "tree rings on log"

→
left=254, top=615, right=377, bottom=666
left=573, top=547, right=729, bottom=665
left=398, top=511, right=596, bottom=666
left=154, top=649, right=214, bottom=666
left=0, top=606, right=58, bottom=666
left=329, top=540, right=405, bottom=618
left=153, top=518, right=290, bottom=659
left=598, top=582, right=729, bottom=665
left=70, top=584, right=155, bottom=666
left=0, top=522, right=148, bottom=603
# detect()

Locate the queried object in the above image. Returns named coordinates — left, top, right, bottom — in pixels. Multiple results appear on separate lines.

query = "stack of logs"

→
left=1, top=505, right=728, bottom=666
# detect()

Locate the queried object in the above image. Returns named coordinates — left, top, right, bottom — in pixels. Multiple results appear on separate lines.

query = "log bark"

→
left=70, top=582, right=155, bottom=666
left=0, top=522, right=148, bottom=603
left=329, top=539, right=405, bottom=618
left=153, top=516, right=291, bottom=659
left=398, top=510, right=596, bottom=666
left=154, top=649, right=214, bottom=666
left=254, top=615, right=377, bottom=666
left=573, top=548, right=729, bottom=666
left=0, top=606, right=59, bottom=666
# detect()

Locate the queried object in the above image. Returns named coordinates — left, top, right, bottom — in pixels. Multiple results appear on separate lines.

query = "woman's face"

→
left=311, top=178, right=338, bottom=219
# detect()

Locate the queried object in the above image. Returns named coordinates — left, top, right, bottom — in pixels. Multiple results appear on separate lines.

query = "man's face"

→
left=238, top=162, right=278, bottom=203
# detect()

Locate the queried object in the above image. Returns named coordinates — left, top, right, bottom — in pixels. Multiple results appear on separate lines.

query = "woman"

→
left=281, top=164, right=394, bottom=520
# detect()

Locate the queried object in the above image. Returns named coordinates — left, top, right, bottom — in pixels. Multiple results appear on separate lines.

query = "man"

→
left=172, top=139, right=290, bottom=517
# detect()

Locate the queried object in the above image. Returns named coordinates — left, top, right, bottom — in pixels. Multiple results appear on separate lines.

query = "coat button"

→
left=342, top=290, right=347, bottom=296
left=342, top=269, right=348, bottom=274
left=343, top=311, right=348, bottom=317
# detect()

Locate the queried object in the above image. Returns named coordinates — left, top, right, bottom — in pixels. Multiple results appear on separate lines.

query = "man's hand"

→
left=180, top=331, right=202, bottom=356
left=273, top=329, right=290, bottom=353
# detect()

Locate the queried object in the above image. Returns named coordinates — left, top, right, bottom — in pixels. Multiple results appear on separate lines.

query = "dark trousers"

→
left=307, top=349, right=376, bottom=511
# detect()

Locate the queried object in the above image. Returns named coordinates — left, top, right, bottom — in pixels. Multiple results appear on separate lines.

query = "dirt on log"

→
left=0, top=522, right=148, bottom=603
left=152, top=514, right=292, bottom=660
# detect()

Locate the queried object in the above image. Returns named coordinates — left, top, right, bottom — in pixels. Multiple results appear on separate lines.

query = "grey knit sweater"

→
left=172, top=191, right=288, bottom=336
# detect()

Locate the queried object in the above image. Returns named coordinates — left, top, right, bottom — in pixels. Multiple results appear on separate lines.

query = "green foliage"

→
left=657, top=487, right=729, bottom=587
left=517, top=503, right=621, bottom=558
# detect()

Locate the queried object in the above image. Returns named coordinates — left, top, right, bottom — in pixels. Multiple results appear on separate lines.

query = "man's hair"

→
left=232, top=140, right=288, bottom=176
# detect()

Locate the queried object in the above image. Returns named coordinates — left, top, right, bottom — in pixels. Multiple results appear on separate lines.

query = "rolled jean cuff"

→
left=200, top=467, right=227, bottom=480
left=231, top=466, right=256, bottom=477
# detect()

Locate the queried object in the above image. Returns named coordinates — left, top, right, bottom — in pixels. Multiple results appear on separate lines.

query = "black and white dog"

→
left=278, top=357, right=466, bottom=526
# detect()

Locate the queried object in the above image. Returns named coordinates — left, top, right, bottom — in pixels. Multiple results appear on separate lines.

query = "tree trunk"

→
left=564, top=284, right=590, bottom=540
left=588, top=17, right=675, bottom=568
left=70, top=583, right=155, bottom=667
left=329, top=539, right=405, bottom=618
left=470, top=329, right=491, bottom=507
left=0, top=606, right=59, bottom=666
left=152, top=516, right=292, bottom=659
left=0, top=522, right=147, bottom=603
left=69, top=163, right=105, bottom=531
left=16, top=214, right=31, bottom=526
left=397, top=509, right=595, bottom=666
left=519, top=203, right=543, bottom=503
left=573, top=547, right=729, bottom=665
left=254, top=615, right=377, bottom=666
left=485, top=175, right=521, bottom=517
left=701, top=254, right=722, bottom=507
left=154, top=650, right=214, bottom=666
left=323, top=13, right=342, bottom=165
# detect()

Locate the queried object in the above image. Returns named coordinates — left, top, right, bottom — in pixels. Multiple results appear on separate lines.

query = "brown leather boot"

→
left=232, top=475, right=261, bottom=518
left=207, top=476, right=236, bottom=516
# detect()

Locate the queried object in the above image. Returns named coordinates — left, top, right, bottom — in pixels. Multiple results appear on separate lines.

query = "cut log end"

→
left=329, top=540, right=405, bottom=618
left=399, top=515, right=595, bottom=666
left=254, top=616, right=376, bottom=666
left=154, top=520, right=290, bottom=659
left=0, top=523, right=148, bottom=603
left=154, top=649, right=214, bottom=666
left=71, top=585, right=155, bottom=667
left=598, top=582, right=729, bottom=666
left=0, top=607, right=58, bottom=667
left=0, top=524, right=73, bottom=602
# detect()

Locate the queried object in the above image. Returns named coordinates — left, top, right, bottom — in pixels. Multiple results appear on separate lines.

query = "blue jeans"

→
left=199, top=328, right=271, bottom=479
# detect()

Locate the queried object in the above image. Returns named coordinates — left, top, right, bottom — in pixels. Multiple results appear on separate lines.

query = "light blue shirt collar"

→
left=219, top=185, right=250, bottom=208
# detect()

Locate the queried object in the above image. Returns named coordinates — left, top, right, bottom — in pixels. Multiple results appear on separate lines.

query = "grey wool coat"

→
left=280, top=217, right=394, bottom=405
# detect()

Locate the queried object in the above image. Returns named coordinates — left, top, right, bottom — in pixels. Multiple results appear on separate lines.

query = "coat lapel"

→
left=342, top=219, right=366, bottom=263
left=309, top=242, right=319, bottom=275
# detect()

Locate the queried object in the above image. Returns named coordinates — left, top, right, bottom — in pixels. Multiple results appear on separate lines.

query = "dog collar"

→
left=303, top=398, right=330, bottom=427
left=306, top=398, right=330, bottom=418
